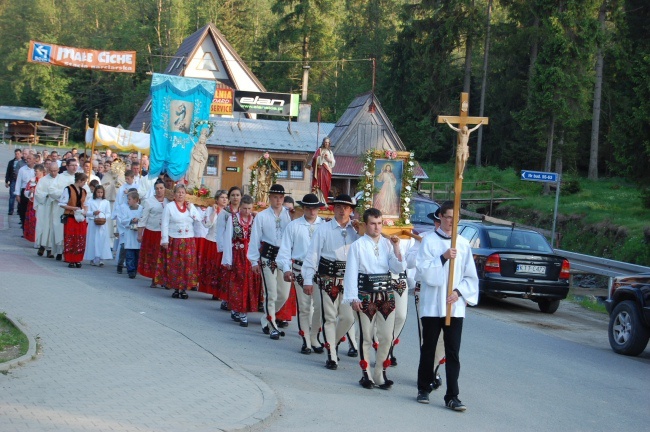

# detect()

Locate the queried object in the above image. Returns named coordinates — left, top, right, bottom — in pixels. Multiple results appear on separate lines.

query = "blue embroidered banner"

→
left=149, top=74, right=216, bottom=180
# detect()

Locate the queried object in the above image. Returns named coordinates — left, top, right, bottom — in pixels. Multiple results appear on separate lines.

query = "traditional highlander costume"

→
left=48, top=170, right=77, bottom=259
left=276, top=193, right=325, bottom=354
left=198, top=205, right=222, bottom=297
left=344, top=233, right=405, bottom=389
left=302, top=195, right=359, bottom=369
left=137, top=194, right=169, bottom=281
left=58, top=184, right=88, bottom=266
left=222, top=208, right=260, bottom=325
left=247, top=184, right=292, bottom=339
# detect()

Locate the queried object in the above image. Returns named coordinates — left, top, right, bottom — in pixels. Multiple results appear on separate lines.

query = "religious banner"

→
left=149, top=74, right=216, bottom=180
left=27, top=41, right=136, bottom=73
left=233, top=90, right=300, bottom=117
left=211, top=85, right=234, bottom=116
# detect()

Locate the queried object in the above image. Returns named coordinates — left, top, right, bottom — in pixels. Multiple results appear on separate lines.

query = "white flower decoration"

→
left=365, top=184, right=371, bottom=189
left=365, top=192, right=370, bottom=197
left=404, top=197, right=410, bottom=203
left=405, top=185, right=411, bottom=191
left=366, top=171, right=372, bottom=177
left=405, top=219, right=410, bottom=224
left=409, top=161, right=414, bottom=166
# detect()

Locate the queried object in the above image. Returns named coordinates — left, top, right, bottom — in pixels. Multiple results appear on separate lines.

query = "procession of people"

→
left=5, top=145, right=478, bottom=412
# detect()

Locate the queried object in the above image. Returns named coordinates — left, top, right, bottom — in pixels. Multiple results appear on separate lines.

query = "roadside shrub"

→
left=562, top=178, right=581, bottom=195
left=640, top=187, right=650, bottom=209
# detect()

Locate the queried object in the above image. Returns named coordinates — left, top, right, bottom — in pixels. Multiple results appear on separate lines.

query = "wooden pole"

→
left=87, top=112, right=98, bottom=184
left=438, top=93, right=488, bottom=326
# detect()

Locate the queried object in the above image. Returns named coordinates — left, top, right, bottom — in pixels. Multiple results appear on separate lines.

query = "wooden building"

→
left=0, top=106, right=70, bottom=145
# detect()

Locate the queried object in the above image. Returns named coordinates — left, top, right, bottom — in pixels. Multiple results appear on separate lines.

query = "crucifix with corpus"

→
left=437, top=92, right=489, bottom=325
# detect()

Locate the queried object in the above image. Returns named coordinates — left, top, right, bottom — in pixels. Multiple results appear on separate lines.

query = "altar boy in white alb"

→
left=344, top=208, right=405, bottom=389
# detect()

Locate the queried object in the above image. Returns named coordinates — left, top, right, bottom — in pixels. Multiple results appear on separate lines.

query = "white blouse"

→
left=138, top=196, right=168, bottom=232
left=161, top=202, right=202, bottom=244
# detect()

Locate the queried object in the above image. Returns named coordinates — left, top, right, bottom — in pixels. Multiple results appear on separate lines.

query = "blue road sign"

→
left=521, top=170, right=558, bottom=183
left=32, top=43, right=51, bottom=63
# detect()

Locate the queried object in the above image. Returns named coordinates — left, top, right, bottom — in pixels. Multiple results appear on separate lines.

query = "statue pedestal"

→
left=357, top=223, right=414, bottom=239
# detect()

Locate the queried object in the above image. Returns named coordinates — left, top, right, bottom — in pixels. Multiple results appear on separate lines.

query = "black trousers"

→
left=18, top=188, right=27, bottom=227
left=417, top=317, right=463, bottom=399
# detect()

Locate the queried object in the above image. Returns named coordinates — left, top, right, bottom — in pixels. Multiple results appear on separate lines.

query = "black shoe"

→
left=390, top=356, right=398, bottom=367
left=231, top=311, right=241, bottom=322
left=312, top=345, right=324, bottom=354
left=359, top=377, right=374, bottom=389
left=258, top=303, right=265, bottom=313
left=432, top=374, right=442, bottom=390
left=128, top=273, right=136, bottom=279
left=171, top=290, right=180, bottom=298
left=378, top=379, right=394, bottom=390
left=416, top=391, right=430, bottom=404
left=117, top=266, right=123, bottom=274
left=270, top=330, right=280, bottom=340
left=68, top=263, right=75, bottom=268
left=347, top=347, right=358, bottom=357
left=220, top=301, right=230, bottom=311
left=55, top=254, right=62, bottom=261
left=445, top=397, right=466, bottom=412
left=37, top=246, right=45, bottom=256
left=276, top=319, right=289, bottom=328
left=190, top=287, right=197, bottom=291
left=239, top=316, right=249, bottom=327
left=75, top=263, right=82, bottom=268
left=325, top=360, right=338, bottom=370
left=7, top=212, right=12, bottom=215
left=46, top=251, right=53, bottom=258
left=180, top=290, right=188, bottom=299
left=262, top=326, right=270, bottom=335
left=300, top=345, right=312, bottom=355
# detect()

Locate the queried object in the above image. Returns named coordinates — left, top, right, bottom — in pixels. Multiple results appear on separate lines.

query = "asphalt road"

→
left=1, top=144, right=648, bottom=431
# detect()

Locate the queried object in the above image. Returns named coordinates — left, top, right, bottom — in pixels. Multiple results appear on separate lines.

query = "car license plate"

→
left=516, top=264, right=546, bottom=275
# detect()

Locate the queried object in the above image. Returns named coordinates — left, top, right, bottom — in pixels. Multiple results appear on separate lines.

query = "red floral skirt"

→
left=276, top=283, right=297, bottom=321
left=24, top=201, right=36, bottom=242
left=63, top=218, right=87, bottom=263
left=227, top=242, right=261, bottom=313
left=197, top=240, right=221, bottom=295
left=138, top=229, right=162, bottom=278
left=154, top=237, right=198, bottom=291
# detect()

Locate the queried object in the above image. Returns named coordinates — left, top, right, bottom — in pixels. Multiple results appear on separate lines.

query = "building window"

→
left=204, top=155, right=218, bottom=176
left=197, top=52, right=218, bottom=71
left=276, top=160, right=304, bottom=180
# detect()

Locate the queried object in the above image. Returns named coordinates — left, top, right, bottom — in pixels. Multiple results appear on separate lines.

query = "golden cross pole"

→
left=437, top=92, right=489, bottom=326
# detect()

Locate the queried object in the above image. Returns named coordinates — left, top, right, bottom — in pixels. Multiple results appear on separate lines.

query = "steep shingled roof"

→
left=128, top=23, right=265, bottom=132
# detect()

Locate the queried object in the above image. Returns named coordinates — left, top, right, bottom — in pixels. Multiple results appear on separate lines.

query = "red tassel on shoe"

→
left=394, top=338, right=400, bottom=345
left=266, top=315, right=272, bottom=322
left=372, top=341, right=379, bottom=350
left=359, top=360, right=369, bottom=369
left=383, top=359, right=392, bottom=369
left=440, top=357, right=446, bottom=365
left=298, top=330, right=305, bottom=337
left=324, top=342, right=331, bottom=349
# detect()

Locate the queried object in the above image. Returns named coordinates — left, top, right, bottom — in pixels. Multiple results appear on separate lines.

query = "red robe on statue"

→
left=311, top=147, right=334, bottom=202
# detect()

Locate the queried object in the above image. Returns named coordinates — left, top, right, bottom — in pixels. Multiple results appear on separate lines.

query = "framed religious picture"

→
left=358, top=150, right=417, bottom=232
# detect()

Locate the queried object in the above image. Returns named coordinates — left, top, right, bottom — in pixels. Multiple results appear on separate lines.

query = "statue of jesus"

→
left=444, top=119, right=484, bottom=179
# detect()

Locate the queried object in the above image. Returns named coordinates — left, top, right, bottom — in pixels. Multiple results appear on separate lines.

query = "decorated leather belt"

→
left=358, top=273, right=393, bottom=293
left=260, top=241, right=280, bottom=260
left=292, top=259, right=304, bottom=267
left=292, top=260, right=305, bottom=287
left=318, top=257, right=346, bottom=278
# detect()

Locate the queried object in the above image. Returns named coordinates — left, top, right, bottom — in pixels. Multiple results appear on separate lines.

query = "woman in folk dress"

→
left=199, top=189, right=228, bottom=298
left=214, top=186, right=242, bottom=308
left=137, top=179, right=169, bottom=287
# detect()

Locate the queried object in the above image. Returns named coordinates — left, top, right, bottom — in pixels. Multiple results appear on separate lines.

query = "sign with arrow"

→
left=521, top=170, right=558, bottom=183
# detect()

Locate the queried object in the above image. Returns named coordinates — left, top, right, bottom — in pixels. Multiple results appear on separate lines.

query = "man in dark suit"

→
left=4, top=148, right=23, bottom=215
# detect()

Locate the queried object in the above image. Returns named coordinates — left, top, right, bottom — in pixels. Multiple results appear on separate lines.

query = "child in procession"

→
left=119, top=191, right=143, bottom=279
left=84, top=185, right=113, bottom=267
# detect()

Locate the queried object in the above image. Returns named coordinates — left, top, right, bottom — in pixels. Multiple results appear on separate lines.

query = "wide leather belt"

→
left=358, top=273, right=393, bottom=293
left=318, top=257, right=346, bottom=277
left=260, top=241, right=279, bottom=260
left=293, top=259, right=304, bottom=267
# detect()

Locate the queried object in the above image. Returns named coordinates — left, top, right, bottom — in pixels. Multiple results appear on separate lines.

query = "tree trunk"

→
left=543, top=115, right=555, bottom=195
left=527, top=15, right=540, bottom=103
left=476, top=0, right=493, bottom=167
left=588, top=2, right=606, bottom=180
left=463, top=0, right=474, bottom=93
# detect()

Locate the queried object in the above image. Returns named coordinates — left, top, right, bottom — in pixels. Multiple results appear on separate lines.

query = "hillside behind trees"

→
left=1, top=0, right=649, bottom=184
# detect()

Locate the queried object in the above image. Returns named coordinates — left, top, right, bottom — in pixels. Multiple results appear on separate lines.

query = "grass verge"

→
left=566, top=294, right=608, bottom=314
left=0, top=312, right=29, bottom=363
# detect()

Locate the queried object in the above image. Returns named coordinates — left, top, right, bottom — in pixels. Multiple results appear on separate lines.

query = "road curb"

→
left=0, top=311, right=38, bottom=372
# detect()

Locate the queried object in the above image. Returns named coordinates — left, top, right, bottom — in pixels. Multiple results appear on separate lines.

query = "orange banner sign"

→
left=211, top=86, right=234, bottom=115
left=27, top=40, right=136, bottom=73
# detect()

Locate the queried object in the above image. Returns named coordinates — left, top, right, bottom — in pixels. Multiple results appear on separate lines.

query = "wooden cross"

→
left=437, top=92, right=489, bottom=325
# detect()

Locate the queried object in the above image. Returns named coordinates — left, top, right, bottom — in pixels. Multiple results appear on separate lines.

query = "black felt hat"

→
left=427, top=207, right=441, bottom=222
left=328, top=194, right=357, bottom=208
left=268, top=184, right=289, bottom=195
left=297, top=193, right=325, bottom=208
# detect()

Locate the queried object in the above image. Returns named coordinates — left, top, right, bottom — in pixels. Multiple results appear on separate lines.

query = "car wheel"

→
left=608, top=300, right=650, bottom=356
left=537, top=299, right=560, bottom=314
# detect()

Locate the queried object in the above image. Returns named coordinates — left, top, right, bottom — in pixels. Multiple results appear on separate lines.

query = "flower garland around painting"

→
left=357, top=149, right=416, bottom=226
left=192, top=120, right=214, bottom=138
left=249, top=152, right=279, bottom=200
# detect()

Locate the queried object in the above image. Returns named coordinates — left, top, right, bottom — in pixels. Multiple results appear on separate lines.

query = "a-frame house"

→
left=328, top=92, right=427, bottom=195
left=128, top=23, right=265, bottom=132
